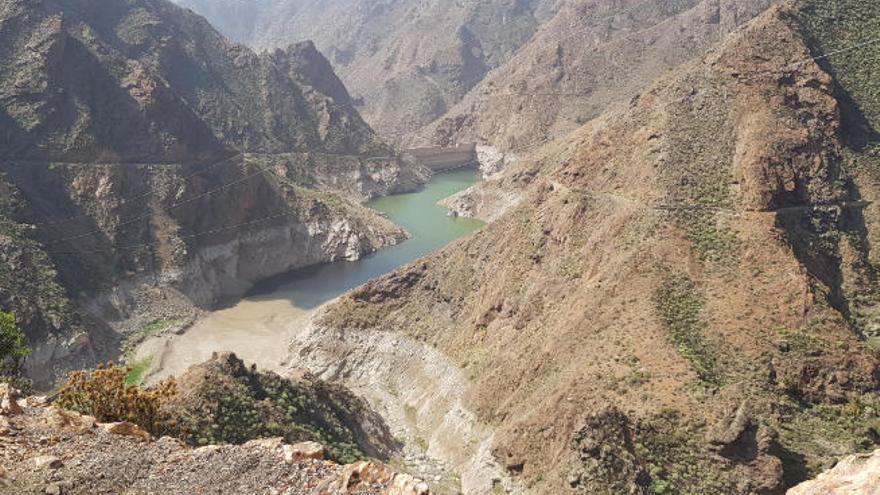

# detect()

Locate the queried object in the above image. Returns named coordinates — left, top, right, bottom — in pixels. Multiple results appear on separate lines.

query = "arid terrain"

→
left=303, top=0, right=880, bottom=493
left=1, top=0, right=879, bottom=494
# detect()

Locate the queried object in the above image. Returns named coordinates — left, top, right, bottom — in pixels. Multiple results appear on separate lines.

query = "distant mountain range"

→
left=175, top=0, right=775, bottom=150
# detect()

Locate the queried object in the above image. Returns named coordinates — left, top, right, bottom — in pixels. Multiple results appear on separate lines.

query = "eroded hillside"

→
left=175, top=0, right=564, bottom=143
left=0, top=0, right=425, bottom=387
left=174, top=0, right=776, bottom=151
left=301, top=1, right=880, bottom=493
left=423, top=0, right=776, bottom=150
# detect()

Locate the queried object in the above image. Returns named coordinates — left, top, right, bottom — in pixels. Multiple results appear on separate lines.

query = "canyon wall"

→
left=0, top=0, right=425, bottom=387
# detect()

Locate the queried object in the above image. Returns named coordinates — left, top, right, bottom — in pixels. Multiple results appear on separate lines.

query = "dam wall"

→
left=404, top=144, right=477, bottom=173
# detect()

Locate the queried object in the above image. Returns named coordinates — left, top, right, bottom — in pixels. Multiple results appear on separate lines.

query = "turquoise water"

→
left=250, top=169, right=484, bottom=310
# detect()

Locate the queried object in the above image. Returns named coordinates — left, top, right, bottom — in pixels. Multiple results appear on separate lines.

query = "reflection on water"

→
left=147, top=169, right=483, bottom=379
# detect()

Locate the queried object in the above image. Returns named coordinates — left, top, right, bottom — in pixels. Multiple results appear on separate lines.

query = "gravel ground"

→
left=0, top=401, right=425, bottom=495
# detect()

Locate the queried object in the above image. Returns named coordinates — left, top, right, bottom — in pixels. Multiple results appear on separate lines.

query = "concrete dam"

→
left=404, top=144, right=477, bottom=173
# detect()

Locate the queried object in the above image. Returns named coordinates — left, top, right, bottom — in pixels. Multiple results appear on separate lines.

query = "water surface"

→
left=145, top=169, right=482, bottom=379
left=252, top=168, right=483, bottom=309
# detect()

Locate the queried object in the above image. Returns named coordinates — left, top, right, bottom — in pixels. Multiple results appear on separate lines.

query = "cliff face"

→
left=0, top=0, right=424, bottom=387
left=307, top=1, right=880, bottom=493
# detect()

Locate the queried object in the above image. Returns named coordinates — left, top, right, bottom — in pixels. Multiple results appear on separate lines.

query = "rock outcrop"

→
left=163, top=352, right=400, bottom=462
left=787, top=450, right=880, bottom=495
left=0, top=389, right=431, bottom=494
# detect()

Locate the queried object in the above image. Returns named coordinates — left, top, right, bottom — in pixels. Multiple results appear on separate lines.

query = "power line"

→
left=43, top=156, right=395, bottom=257
left=19, top=149, right=401, bottom=231
left=39, top=166, right=269, bottom=246
left=47, top=210, right=294, bottom=255
left=22, top=153, right=242, bottom=227
left=24, top=18, right=880, bottom=252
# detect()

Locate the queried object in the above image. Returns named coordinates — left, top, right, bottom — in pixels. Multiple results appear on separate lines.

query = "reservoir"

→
left=143, top=169, right=483, bottom=380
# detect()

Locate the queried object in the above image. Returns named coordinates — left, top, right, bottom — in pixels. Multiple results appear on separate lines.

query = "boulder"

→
left=0, top=383, right=23, bottom=416
left=706, top=401, right=752, bottom=452
left=388, top=473, right=431, bottom=495
left=282, top=441, right=325, bottom=463
left=244, top=437, right=285, bottom=451
left=341, top=461, right=394, bottom=488
left=98, top=422, right=151, bottom=442
left=787, top=449, right=880, bottom=495
left=33, top=455, right=63, bottom=469
left=43, top=407, right=96, bottom=433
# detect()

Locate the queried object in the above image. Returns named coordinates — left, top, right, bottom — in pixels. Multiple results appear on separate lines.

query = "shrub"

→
left=57, top=363, right=177, bottom=436
left=0, top=311, right=31, bottom=392
left=0, top=310, right=30, bottom=374
left=167, top=357, right=368, bottom=463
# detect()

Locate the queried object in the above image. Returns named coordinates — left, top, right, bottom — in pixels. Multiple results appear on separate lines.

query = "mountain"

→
left=0, top=0, right=425, bottom=387
left=421, top=0, right=776, bottom=150
left=292, top=1, right=880, bottom=493
left=173, top=0, right=775, bottom=150
left=174, top=0, right=563, bottom=143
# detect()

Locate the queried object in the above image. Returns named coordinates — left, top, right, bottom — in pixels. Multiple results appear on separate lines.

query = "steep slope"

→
left=174, top=0, right=775, bottom=150
left=295, top=2, right=880, bottom=493
left=175, top=0, right=564, bottom=143
left=423, top=0, right=776, bottom=150
left=0, top=0, right=424, bottom=387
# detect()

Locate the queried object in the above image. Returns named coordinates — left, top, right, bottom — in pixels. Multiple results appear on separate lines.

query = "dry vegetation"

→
left=319, top=2, right=880, bottom=492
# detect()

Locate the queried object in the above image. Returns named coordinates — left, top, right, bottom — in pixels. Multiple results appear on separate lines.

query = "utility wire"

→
left=39, top=166, right=268, bottom=246
left=47, top=210, right=294, bottom=255
left=26, top=24, right=880, bottom=250
left=19, top=149, right=401, bottom=229
left=22, top=153, right=242, bottom=227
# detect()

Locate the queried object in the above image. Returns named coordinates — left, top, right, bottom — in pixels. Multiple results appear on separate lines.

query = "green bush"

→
left=653, top=272, right=721, bottom=385
left=169, top=363, right=367, bottom=463
left=0, top=311, right=30, bottom=378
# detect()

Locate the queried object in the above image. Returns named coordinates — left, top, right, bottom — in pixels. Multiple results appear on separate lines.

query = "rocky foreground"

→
left=0, top=385, right=430, bottom=495
left=787, top=450, right=880, bottom=495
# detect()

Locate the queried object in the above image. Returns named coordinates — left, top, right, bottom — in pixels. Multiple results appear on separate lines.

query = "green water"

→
left=251, top=169, right=484, bottom=309
left=146, top=169, right=484, bottom=380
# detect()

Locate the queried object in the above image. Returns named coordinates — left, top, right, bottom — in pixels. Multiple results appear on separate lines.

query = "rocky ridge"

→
left=422, top=0, right=776, bottom=150
left=174, top=0, right=775, bottom=151
left=174, top=0, right=564, bottom=143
